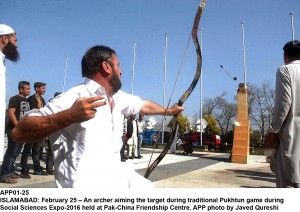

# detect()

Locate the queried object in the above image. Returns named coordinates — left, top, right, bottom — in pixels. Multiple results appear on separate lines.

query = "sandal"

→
left=0, top=178, right=18, bottom=184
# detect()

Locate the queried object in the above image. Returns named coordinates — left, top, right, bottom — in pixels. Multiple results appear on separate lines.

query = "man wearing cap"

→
left=0, top=24, right=19, bottom=163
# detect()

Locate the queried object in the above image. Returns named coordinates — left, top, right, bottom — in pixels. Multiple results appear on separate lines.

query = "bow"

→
left=144, top=0, right=207, bottom=179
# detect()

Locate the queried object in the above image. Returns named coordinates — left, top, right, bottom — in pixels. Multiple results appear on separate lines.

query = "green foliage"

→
left=203, top=114, right=221, bottom=135
left=167, top=113, right=190, bottom=135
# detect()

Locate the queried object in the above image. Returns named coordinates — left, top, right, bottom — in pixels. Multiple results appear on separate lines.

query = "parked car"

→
left=180, top=132, right=221, bottom=150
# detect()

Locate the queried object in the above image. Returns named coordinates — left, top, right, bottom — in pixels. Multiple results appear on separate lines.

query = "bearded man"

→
left=12, top=45, right=183, bottom=188
left=0, top=24, right=20, bottom=162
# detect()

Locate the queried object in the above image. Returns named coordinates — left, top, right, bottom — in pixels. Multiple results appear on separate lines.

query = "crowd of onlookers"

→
left=121, top=114, right=145, bottom=162
left=0, top=81, right=59, bottom=184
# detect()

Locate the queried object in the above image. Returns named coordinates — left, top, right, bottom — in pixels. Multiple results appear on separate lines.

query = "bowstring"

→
left=146, top=32, right=193, bottom=169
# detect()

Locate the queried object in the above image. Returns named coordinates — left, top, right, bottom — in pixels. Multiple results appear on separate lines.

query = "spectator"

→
left=136, top=114, right=145, bottom=158
left=0, top=24, right=19, bottom=161
left=268, top=40, right=300, bottom=188
left=0, top=81, right=31, bottom=183
left=27, top=82, right=48, bottom=175
left=181, top=137, right=193, bottom=156
left=127, top=114, right=138, bottom=159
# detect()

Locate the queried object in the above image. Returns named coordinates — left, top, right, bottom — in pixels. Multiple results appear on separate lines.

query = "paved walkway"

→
left=142, top=149, right=275, bottom=188
left=0, top=146, right=275, bottom=188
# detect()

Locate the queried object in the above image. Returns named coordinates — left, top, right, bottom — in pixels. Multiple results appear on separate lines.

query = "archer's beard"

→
left=110, top=69, right=122, bottom=95
left=2, top=42, right=20, bottom=62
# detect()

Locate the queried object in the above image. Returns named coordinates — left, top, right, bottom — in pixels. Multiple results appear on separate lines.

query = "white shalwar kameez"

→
left=0, top=51, right=6, bottom=162
left=26, top=77, right=153, bottom=188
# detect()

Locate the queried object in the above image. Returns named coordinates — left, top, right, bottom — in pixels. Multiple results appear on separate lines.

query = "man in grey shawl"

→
left=270, top=40, right=300, bottom=188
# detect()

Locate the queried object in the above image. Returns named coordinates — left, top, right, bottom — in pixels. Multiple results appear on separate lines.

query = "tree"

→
left=203, top=114, right=221, bottom=135
left=203, top=95, right=236, bottom=149
left=203, top=93, right=236, bottom=135
left=247, top=82, right=275, bottom=144
left=167, top=113, right=190, bottom=135
left=250, top=130, right=263, bottom=148
left=215, top=101, right=237, bottom=136
left=203, top=92, right=227, bottom=115
left=201, top=81, right=275, bottom=151
left=220, top=130, right=234, bottom=152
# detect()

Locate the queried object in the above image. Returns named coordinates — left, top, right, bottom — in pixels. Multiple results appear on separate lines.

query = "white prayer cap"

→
left=0, top=24, right=15, bottom=36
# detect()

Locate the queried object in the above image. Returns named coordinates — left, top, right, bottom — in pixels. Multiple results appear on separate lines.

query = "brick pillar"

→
left=231, top=83, right=250, bottom=164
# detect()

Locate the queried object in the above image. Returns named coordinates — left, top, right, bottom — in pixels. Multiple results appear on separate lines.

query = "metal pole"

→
left=131, top=41, right=136, bottom=95
left=290, top=12, right=295, bottom=40
left=62, top=56, right=68, bottom=93
left=241, top=20, right=247, bottom=86
left=199, top=29, right=203, bottom=146
left=162, top=33, right=167, bottom=144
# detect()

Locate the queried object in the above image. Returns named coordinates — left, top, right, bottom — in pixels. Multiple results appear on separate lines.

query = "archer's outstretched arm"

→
left=139, top=100, right=184, bottom=116
left=12, top=96, right=106, bottom=143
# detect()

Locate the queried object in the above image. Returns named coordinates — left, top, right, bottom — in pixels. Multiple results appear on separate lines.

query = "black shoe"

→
left=138, top=155, right=143, bottom=158
left=129, top=156, right=133, bottom=159
left=47, top=170, right=54, bottom=175
left=34, top=170, right=48, bottom=176
left=12, top=173, right=20, bottom=179
left=121, top=159, right=126, bottom=162
left=20, top=172, right=31, bottom=179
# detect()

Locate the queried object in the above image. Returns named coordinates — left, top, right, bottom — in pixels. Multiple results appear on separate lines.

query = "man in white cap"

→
left=0, top=24, right=19, bottom=164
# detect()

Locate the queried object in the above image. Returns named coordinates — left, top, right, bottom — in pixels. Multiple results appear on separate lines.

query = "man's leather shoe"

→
left=11, top=174, right=20, bottom=179
left=47, top=171, right=54, bottom=175
left=20, top=172, right=31, bottom=179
